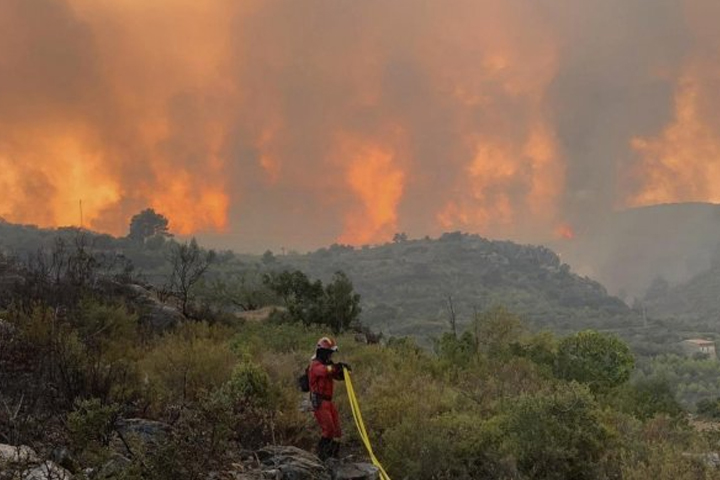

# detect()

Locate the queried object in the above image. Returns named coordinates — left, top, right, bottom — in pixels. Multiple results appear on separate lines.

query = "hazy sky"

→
left=1, top=0, right=719, bottom=252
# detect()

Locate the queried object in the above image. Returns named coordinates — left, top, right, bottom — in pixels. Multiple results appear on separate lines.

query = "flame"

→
left=556, top=224, right=575, bottom=240
left=337, top=141, right=405, bottom=245
left=7, top=0, right=720, bottom=248
left=0, top=130, right=121, bottom=228
left=438, top=123, right=564, bottom=237
left=626, top=0, right=720, bottom=208
left=0, top=0, right=233, bottom=236
left=628, top=70, right=720, bottom=206
left=431, top=9, right=564, bottom=239
left=257, top=127, right=282, bottom=184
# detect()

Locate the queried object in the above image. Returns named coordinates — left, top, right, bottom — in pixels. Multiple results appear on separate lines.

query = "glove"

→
left=337, top=362, right=352, bottom=372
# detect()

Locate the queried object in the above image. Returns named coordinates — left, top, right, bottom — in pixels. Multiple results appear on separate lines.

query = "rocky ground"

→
left=0, top=443, right=380, bottom=480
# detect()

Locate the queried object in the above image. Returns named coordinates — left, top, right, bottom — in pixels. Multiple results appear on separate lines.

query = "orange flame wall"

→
left=0, top=0, right=718, bottom=247
left=627, top=1, right=720, bottom=207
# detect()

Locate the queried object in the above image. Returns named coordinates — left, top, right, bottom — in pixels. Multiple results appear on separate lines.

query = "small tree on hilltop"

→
left=392, top=232, right=408, bottom=243
left=128, top=208, right=172, bottom=243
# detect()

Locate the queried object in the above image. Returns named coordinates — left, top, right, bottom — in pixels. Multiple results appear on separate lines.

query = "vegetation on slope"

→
left=644, top=261, right=720, bottom=328
left=0, top=220, right=640, bottom=337
left=1, top=231, right=719, bottom=479
left=279, top=232, right=634, bottom=336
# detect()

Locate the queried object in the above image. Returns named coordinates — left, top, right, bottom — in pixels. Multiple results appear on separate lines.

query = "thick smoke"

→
left=0, top=0, right=718, bottom=251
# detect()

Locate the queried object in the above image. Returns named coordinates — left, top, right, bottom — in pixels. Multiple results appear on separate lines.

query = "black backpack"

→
left=297, top=367, right=310, bottom=392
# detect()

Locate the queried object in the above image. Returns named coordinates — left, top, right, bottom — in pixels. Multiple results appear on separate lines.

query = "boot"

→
left=330, top=440, right=341, bottom=458
left=317, top=437, right=333, bottom=461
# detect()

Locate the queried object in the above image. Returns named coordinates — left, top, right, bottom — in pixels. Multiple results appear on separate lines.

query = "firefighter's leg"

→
left=317, top=436, right=333, bottom=461
left=314, top=402, right=336, bottom=460
left=329, top=402, right=342, bottom=438
left=328, top=402, right=342, bottom=458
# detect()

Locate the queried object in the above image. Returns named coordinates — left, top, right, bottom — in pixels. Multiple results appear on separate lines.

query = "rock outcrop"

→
left=224, top=446, right=379, bottom=480
left=96, top=279, right=185, bottom=331
left=332, top=462, right=380, bottom=480
left=121, top=284, right=182, bottom=330
left=112, top=418, right=171, bottom=457
left=0, top=442, right=382, bottom=480
left=0, top=444, right=72, bottom=480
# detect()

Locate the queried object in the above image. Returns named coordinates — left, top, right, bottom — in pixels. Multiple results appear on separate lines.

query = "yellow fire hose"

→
left=344, top=370, right=392, bottom=480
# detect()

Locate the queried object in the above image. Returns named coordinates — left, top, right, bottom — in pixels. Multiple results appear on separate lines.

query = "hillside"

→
left=0, top=254, right=709, bottom=479
left=556, top=202, right=720, bottom=300
left=0, top=222, right=638, bottom=339
left=6, top=218, right=720, bottom=477
left=644, top=261, right=720, bottom=327
left=277, top=232, right=636, bottom=337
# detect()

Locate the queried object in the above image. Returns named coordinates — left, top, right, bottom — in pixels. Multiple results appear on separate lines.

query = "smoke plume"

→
left=1, top=0, right=718, bottom=250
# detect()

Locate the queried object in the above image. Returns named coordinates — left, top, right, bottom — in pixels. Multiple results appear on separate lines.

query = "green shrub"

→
left=621, top=444, right=715, bottom=480
left=696, top=397, right=720, bottom=418
left=67, top=398, right=121, bottom=467
left=617, top=415, right=715, bottom=480
left=231, top=321, right=322, bottom=355
left=144, top=390, right=238, bottom=480
left=555, top=330, right=634, bottom=393
left=8, top=301, right=142, bottom=407
left=142, top=322, right=235, bottom=408
left=383, top=412, right=514, bottom=480
left=226, top=361, right=274, bottom=408
left=607, top=378, right=683, bottom=420
left=497, top=382, right=610, bottom=480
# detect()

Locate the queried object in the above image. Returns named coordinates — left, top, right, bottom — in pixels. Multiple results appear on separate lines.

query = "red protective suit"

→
left=309, top=359, right=344, bottom=438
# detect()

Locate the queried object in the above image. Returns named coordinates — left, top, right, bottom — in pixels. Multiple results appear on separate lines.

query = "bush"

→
left=231, top=321, right=322, bottom=356
left=617, top=416, right=715, bottom=480
left=497, top=382, right=610, bottom=480
left=142, top=323, right=236, bottom=409
left=5, top=300, right=142, bottom=408
left=144, top=390, right=238, bottom=480
left=555, top=330, right=634, bottom=393
left=382, top=412, right=511, bottom=479
left=67, top=398, right=121, bottom=467
left=696, top=397, right=720, bottom=418
left=226, top=361, right=274, bottom=408
left=608, top=378, right=683, bottom=420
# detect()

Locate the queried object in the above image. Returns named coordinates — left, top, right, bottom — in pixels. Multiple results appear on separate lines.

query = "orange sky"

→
left=0, top=0, right=718, bottom=250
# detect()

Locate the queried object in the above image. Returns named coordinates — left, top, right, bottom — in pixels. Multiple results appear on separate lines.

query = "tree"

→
left=203, top=270, right=277, bottom=312
left=263, top=269, right=361, bottom=333
left=445, top=296, right=458, bottom=338
left=263, top=270, right=324, bottom=326
left=261, top=250, right=276, bottom=265
left=611, top=378, right=682, bottom=420
left=167, top=239, right=216, bottom=318
left=393, top=232, right=408, bottom=243
left=472, top=306, right=525, bottom=358
left=555, top=330, right=634, bottom=393
left=324, top=271, right=361, bottom=333
left=128, top=208, right=172, bottom=243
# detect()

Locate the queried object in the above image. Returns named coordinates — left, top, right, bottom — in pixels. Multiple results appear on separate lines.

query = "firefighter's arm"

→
left=325, top=363, right=340, bottom=378
left=330, top=362, right=351, bottom=380
left=315, top=362, right=337, bottom=378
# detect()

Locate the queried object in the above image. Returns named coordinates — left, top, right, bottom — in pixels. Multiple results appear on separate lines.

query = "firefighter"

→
left=308, top=336, right=351, bottom=460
